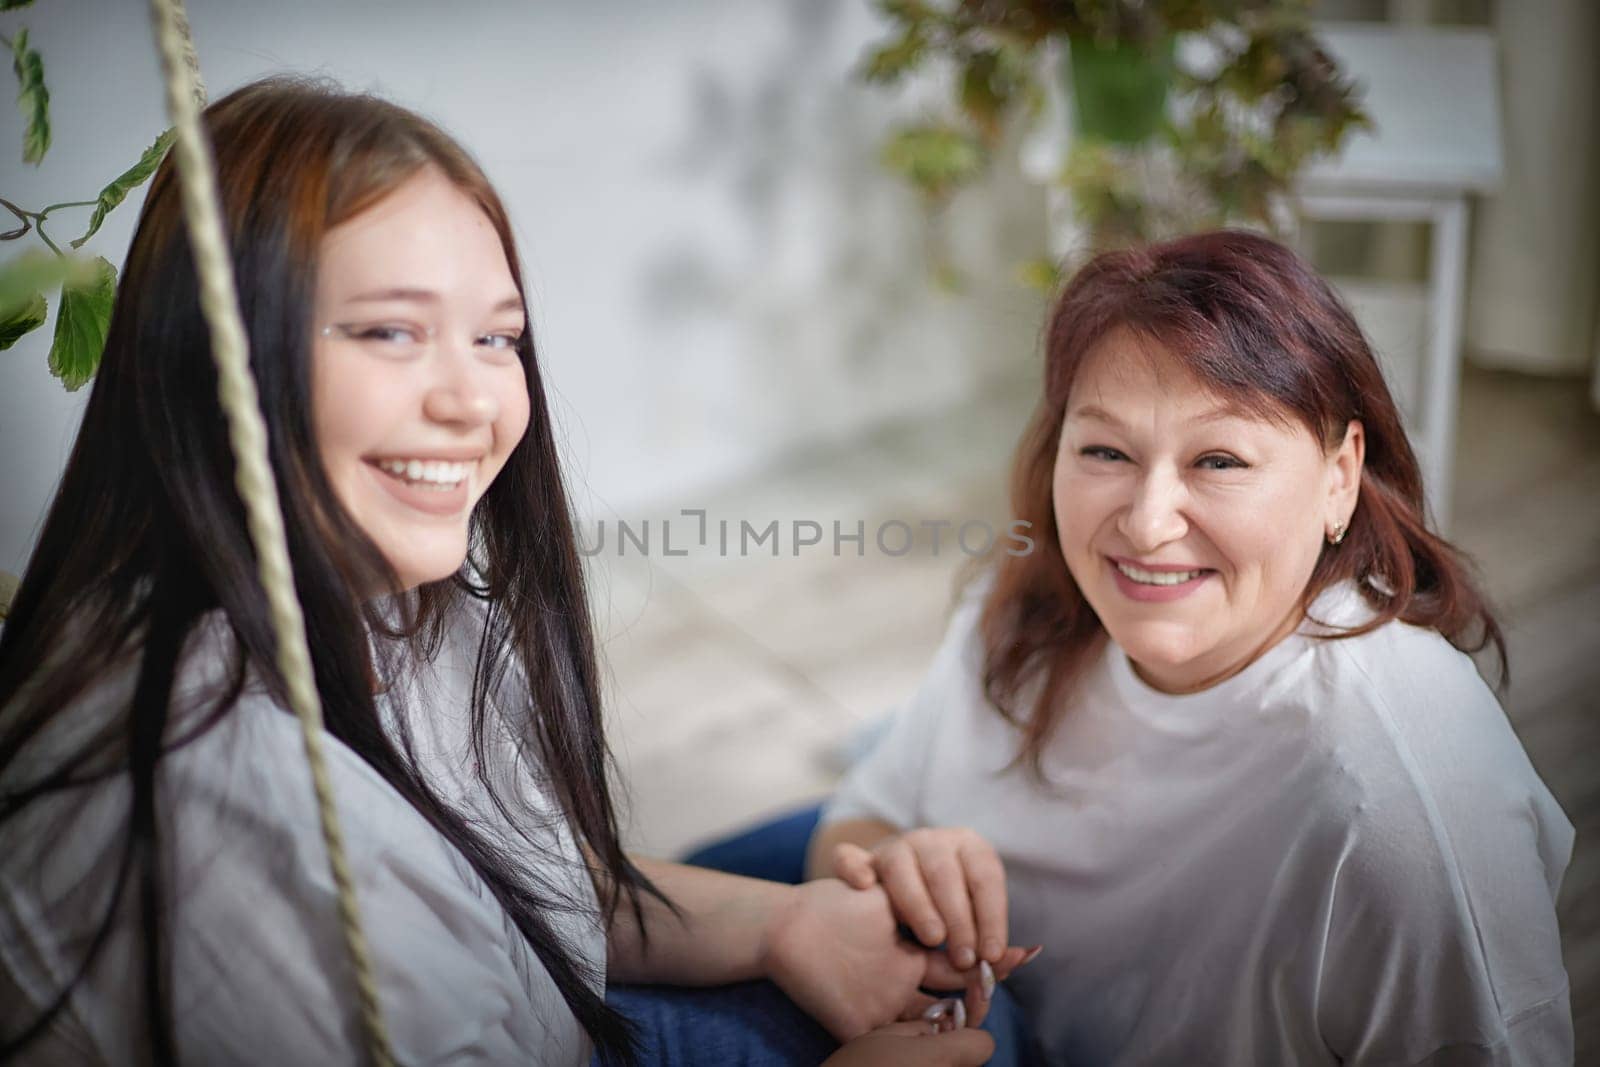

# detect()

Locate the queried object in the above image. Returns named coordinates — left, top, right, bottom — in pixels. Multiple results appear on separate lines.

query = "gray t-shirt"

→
left=825, top=581, right=1574, bottom=1065
left=1, top=602, right=603, bottom=1065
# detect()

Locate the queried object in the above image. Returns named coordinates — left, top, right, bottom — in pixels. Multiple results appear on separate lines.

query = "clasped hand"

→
left=832, top=827, right=1023, bottom=973
left=766, top=833, right=1033, bottom=1065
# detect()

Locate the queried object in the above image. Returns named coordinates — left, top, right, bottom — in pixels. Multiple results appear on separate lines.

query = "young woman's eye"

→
left=1080, top=445, right=1128, bottom=462
left=477, top=332, right=523, bottom=352
left=1196, top=453, right=1247, bottom=471
left=341, top=323, right=425, bottom=345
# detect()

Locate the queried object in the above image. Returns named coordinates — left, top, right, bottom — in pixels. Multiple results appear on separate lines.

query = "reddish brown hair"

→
left=981, top=230, right=1504, bottom=767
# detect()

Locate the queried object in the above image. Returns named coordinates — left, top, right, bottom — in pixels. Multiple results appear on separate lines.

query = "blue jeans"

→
left=602, top=805, right=1039, bottom=1066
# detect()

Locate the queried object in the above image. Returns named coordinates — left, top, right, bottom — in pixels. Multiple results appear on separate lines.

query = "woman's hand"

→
left=760, top=877, right=1033, bottom=1041
left=821, top=1020, right=996, bottom=1066
left=607, top=858, right=1036, bottom=1040
left=829, top=827, right=1009, bottom=971
left=759, top=878, right=939, bottom=1040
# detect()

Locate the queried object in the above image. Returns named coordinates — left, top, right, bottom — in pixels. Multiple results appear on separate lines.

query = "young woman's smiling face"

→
left=311, top=167, right=531, bottom=591
left=1053, top=329, right=1363, bottom=693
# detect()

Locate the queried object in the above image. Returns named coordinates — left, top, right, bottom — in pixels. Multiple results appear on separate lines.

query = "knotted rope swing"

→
left=145, top=0, right=396, bottom=1062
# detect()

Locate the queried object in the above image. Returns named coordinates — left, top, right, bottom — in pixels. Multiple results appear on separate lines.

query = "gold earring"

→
left=1327, top=521, right=1348, bottom=546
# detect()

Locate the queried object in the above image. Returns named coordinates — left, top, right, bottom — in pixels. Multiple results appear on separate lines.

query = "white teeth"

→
left=1116, top=561, right=1205, bottom=586
left=376, top=458, right=471, bottom=489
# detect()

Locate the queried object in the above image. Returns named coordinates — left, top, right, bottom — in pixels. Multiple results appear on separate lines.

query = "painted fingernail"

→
left=923, top=1000, right=956, bottom=1033
left=982, top=937, right=1003, bottom=962
left=952, top=998, right=968, bottom=1030
left=979, top=960, right=995, bottom=1001
left=1020, top=945, right=1044, bottom=966
left=953, top=945, right=977, bottom=970
left=920, top=925, right=943, bottom=947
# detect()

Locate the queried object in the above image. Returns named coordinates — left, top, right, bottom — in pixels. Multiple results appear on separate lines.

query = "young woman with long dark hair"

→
left=809, top=230, right=1574, bottom=1064
left=0, top=78, right=1015, bottom=1066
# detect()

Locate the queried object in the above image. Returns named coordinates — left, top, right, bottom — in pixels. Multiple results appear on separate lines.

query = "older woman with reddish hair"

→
left=807, top=230, right=1574, bottom=1064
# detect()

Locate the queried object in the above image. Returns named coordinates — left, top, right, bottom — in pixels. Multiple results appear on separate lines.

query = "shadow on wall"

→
left=634, top=0, right=1050, bottom=469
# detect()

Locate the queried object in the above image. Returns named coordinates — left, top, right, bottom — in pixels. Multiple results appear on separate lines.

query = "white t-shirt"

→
left=824, top=582, right=1575, bottom=1065
left=0, top=602, right=603, bottom=1065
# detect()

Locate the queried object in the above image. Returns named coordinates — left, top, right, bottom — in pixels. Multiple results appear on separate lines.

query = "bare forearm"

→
left=805, top=817, right=900, bottom=880
left=606, top=856, right=796, bottom=985
left=607, top=853, right=1014, bottom=1045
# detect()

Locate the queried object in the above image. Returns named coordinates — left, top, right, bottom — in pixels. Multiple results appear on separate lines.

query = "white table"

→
left=1297, top=24, right=1503, bottom=531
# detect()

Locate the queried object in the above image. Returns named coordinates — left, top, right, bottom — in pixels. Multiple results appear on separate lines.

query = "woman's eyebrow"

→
left=1067, top=403, right=1251, bottom=428
left=1191, top=404, right=1252, bottom=425
left=1066, top=404, right=1124, bottom=428
left=343, top=288, right=524, bottom=314
left=347, top=287, right=438, bottom=305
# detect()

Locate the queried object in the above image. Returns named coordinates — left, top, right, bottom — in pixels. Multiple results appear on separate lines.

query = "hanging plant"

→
left=862, top=0, right=1370, bottom=281
left=0, top=0, right=174, bottom=390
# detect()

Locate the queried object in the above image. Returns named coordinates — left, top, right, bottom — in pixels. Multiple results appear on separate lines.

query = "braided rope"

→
left=144, top=2, right=396, bottom=1063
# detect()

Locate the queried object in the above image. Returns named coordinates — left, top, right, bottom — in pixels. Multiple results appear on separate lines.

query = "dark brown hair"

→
left=0, top=78, right=656, bottom=1062
left=981, top=229, right=1504, bottom=768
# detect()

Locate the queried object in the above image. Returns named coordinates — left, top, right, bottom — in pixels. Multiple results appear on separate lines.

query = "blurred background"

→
left=0, top=0, right=1594, bottom=1054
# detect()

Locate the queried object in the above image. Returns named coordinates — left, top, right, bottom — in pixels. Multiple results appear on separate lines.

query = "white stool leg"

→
left=1423, top=196, right=1469, bottom=532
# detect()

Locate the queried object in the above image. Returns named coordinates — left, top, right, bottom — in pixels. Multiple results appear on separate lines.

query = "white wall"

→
left=0, top=0, right=1048, bottom=575
left=1465, top=0, right=1600, bottom=377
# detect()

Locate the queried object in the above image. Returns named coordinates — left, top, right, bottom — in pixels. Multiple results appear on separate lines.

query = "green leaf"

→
left=10, top=27, right=49, bottom=164
left=931, top=258, right=965, bottom=294
left=48, top=255, right=115, bottom=391
left=0, top=0, right=36, bottom=10
left=72, top=127, right=175, bottom=249
left=861, top=28, right=927, bottom=84
left=881, top=123, right=986, bottom=201
left=1015, top=257, right=1063, bottom=293
left=0, top=247, right=86, bottom=320
left=877, top=0, right=930, bottom=20
left=0, top=289, right=44, bottom=349
left=959, top=50, right=1029, bottom=144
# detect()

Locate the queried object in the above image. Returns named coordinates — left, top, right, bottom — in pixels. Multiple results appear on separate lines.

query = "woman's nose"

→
left=1117, top=467, right=1189, bottom=552
left=422, top=347, right=499, bottom=428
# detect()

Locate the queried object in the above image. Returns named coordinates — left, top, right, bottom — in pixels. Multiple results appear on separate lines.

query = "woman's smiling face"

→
left=311, top=166, right=531, bottom=591
left=1052, top=329, right=1363, bottom=693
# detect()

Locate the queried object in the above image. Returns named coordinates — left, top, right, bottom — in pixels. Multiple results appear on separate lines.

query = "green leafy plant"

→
left=1, top=0, right=173, bottom=390
left=862, top=0, right=1369, bottom=280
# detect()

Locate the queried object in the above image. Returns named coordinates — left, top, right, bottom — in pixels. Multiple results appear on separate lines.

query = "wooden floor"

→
left=593, top=362, right=1600, bottom=1058
left=1450, top=367, right=1600, bottom=1057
